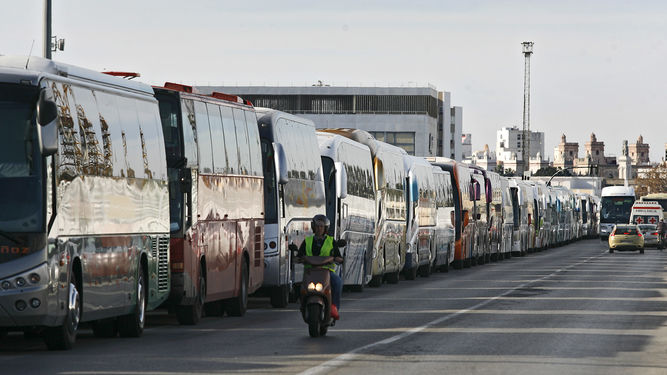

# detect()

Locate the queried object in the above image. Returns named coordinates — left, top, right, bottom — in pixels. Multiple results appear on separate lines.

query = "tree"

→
left=533, top=166, right=572, bottom=177
left=635, top=162, right=667, bottom=197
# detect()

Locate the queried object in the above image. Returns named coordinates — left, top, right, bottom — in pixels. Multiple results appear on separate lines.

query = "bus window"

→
left=157, top=93, right=182, bottom=166
left=244, top=110, right=262, bottom=176
left=233, top=108, right=251, bottom=175
left=180, top=99, right=198, bottom=168
left=136, top=99, right=165, bottom=180
left=117, top=96, right=144, bottom=178
left=220, top=106, right=239, bottom=174
left=194, top=101, right=213, bottom=173
left=71, top=86, right=104, bottom=176
left=207, top=103, right=228, bottom=174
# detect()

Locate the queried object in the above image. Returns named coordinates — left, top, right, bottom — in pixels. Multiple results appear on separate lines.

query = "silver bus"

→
left=317, top=132, right=375, bottom=291
left=322, top=129, right=407, bottom=286
left=432, top=167, right=455, bottom=271
left=0, top=56, right=169, bottom=349
left=403, top=155, right=437, bottom=279
left=257, top=109, right=326, bottom=307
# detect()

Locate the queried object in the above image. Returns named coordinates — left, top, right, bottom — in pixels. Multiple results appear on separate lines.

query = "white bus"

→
left=257, top=109, right=326, bottom=307
left=403, top=155, right=437, bottom=279
left=317, top=132, right=375, bottom=291
left=600, top=186, right=635, bottom=240
left=0, top=56, right=169, bottom=349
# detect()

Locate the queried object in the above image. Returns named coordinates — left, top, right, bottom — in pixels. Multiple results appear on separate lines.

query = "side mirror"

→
left=37, top=89, right=58, bottom=156
left=476, top=213, right=481, bottom=220
left=334, top=162, right=347, bottom=199
left=179, top=168, right=192, bottom=190
left=273, top=142, right=289, bottom=185
left=335, top=239, right=347, bottom=248
left=410, top=174, right=419, bottom=202
left=288, top=243, right=298, bottom=254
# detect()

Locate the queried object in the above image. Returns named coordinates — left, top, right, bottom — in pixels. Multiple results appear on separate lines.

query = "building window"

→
left=596, top=150, right=599, bottom=155
left=450, top=123, right=455, bottom=133
left=569, top=151, right=573, bottom=156
left=370, top=131, right=415, bottom=155
left=641, top=152, right=644, bottom=157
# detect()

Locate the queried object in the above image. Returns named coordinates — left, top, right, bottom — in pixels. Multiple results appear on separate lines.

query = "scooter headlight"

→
left=307, top=282, right=316, bottom=291
left=315, top=283, right=323, bottom=292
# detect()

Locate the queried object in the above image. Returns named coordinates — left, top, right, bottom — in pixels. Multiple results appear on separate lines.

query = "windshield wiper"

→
left=0, top=230, right=24, bottom=245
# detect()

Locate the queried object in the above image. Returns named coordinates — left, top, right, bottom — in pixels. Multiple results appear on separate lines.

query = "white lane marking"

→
left=297, top=252, right=604, bottom=375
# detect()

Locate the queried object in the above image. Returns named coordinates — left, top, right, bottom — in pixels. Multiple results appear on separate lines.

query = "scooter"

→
left=289, top=240, right=345, bottom=338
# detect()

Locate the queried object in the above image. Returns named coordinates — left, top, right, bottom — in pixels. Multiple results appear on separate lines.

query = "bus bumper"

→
left=0, top=263, right=63, bottom=328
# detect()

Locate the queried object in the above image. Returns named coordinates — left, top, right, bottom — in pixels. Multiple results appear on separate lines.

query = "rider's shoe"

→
left=331, top=304, right=340, bottom=320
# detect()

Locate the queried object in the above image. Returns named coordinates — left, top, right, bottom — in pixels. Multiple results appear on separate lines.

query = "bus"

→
left=431, top=167, right=456, bottom=271
left=485, top=171, right=505, bottom=260
left=403, top=155, right=437, bottom=279
left=428, top=158, right=475, bottom=268
left=257, top=109, right=326, bottom=307
left=154, top=83, right=264, bottom=324
left=322, top=129, right=407, bottom=286
left=0, top=56, right=170, bottom=349
left=640, top=193, right=667, bottom=220
left=317, top=132, right=375, bottom=291
left=599, top=186, right=635, bottom=240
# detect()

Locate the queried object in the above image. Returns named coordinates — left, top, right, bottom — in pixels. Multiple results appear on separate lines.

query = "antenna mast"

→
left=521, top=41, right=534, bottom=177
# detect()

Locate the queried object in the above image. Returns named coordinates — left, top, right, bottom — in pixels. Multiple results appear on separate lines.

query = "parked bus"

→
left=0, top=56, right=169, bottom=349
left=403, top=155, right=437, bottom=279
left=322, top=129, right=406, bottom=286
left=640, top=193, right=667, bottom=220
left=499, top=176, right=515, bottom=258
left=317, top=132, right=375, bottom=291
left=257, top=109, right=326, bottom=306
left=485, top=171, right=504, bottom=261
left=154, top=83, right=264, bottom=324
left=431, top=167, right=456, bottom=271
left=600, top=186, right=636, bottom=240
left=469, top=166, right=490, bottom=263
left=428, top=158, right=475, bottom=268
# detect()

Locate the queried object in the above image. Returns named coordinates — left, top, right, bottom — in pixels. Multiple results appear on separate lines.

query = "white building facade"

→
left=197, top=85, right=457, bottom=157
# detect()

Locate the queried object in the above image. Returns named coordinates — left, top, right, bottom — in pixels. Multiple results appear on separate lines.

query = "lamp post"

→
left=521, top=41, right=534, bottom=178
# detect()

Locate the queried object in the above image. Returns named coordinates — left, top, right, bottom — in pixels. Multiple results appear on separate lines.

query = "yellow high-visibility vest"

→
left=304, top=235, right=335, bottom=272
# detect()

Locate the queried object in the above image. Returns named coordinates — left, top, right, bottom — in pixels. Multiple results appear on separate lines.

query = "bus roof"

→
left=0, top=55, right=154, bottom=95
left=601, top=186, right=635, bottom=197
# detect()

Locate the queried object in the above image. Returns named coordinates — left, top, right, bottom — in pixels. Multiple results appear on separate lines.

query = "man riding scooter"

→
left=295, top=214, right=344, bottom=320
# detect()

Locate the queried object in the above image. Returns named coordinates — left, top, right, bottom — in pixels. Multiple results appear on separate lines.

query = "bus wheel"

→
left=227, top=258, right=249, bottom=317
left=369, top=275, right=383, bottom=287
left=44, top=272, right=80, bottom=350
left=119, top=267, right=147, bottom=337
left=270, top=285, right=289, bottom=308
left=176, top=272, right=205, bottom=325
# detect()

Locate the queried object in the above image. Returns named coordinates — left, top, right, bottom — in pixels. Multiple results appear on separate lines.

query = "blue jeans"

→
left=329, top=270, right=342, bottom=309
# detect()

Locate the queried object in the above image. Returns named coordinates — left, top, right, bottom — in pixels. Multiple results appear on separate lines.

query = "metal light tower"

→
left=521, top=41, right=534, bottom=177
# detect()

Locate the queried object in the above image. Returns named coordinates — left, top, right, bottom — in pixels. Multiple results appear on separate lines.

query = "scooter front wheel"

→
left=307, top=304, right=322, bottom=338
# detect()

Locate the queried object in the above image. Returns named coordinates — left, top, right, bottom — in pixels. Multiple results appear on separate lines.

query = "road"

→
left=2, top=239, right=667, bottom=375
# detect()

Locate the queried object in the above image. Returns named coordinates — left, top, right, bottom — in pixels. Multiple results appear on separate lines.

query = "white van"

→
left=629, top=201, right=663, bottom=226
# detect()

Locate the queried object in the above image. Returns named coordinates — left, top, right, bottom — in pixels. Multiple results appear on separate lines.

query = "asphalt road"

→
left=2, top=239, right=667, bottom=375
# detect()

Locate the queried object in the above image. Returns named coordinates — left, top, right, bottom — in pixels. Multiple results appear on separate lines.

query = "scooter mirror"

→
left=288, top=243, right=298, bottom=253
left=335, top=239, right=347, bottom=248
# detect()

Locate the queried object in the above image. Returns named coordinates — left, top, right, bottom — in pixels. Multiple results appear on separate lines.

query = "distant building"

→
left=196, top=84, right=461, bottom=157
left=553, top=134, right=579, bottom=170
left=461, top=133, right=472, bottom=159
left=468, top=144, right=497, bottom=171
left=496, top=126, right=545, bottom=173
left=628, top=135, right=650, bottom=165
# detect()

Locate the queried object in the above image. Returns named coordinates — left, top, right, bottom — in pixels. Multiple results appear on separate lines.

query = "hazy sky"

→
left=2, top=0, right=666, bottom=162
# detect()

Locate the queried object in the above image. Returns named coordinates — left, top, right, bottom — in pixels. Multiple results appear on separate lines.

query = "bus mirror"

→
left=476, top=213, right=481, bottom=220
left=410, top=175, right=419, bottom=202
left=37, top=89, right=58, bottom=156
left=474, top=182, right=481, bottom=201
left=334, top=162, right=347, bottom=199
left=273, top=142, right=289, bottom=185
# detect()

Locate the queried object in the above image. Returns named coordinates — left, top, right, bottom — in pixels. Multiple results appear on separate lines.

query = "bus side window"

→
left=244, top=110, right=262, bottom=176
left=194, top=101, right=213, bottom=174
left=207, top=103, right=228, bottom=174
left=220, top=106, right=239, bottom=174
left=233, top=108, right=251, bottom=175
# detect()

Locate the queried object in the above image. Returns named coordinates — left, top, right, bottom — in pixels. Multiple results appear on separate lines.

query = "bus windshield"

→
left=601, top=196, right=634, bottom=224
left=0, top=84, right=44, bottom=237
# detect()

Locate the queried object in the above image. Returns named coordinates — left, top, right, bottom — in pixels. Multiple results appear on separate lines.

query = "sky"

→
left=2, top=0, right=666, bottom=162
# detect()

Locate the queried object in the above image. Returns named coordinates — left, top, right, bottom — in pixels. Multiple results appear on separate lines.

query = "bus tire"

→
left=44, top=271, right=81, bottom=350
left=270, top=285, right=289, bottom=308
left=119, top=267, right=147, bottom=337
left=369, top=275, right=383, bottom=287
left=226, top=258, right=249, bottom=317
left=176, top=268, right=205, bottom=325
